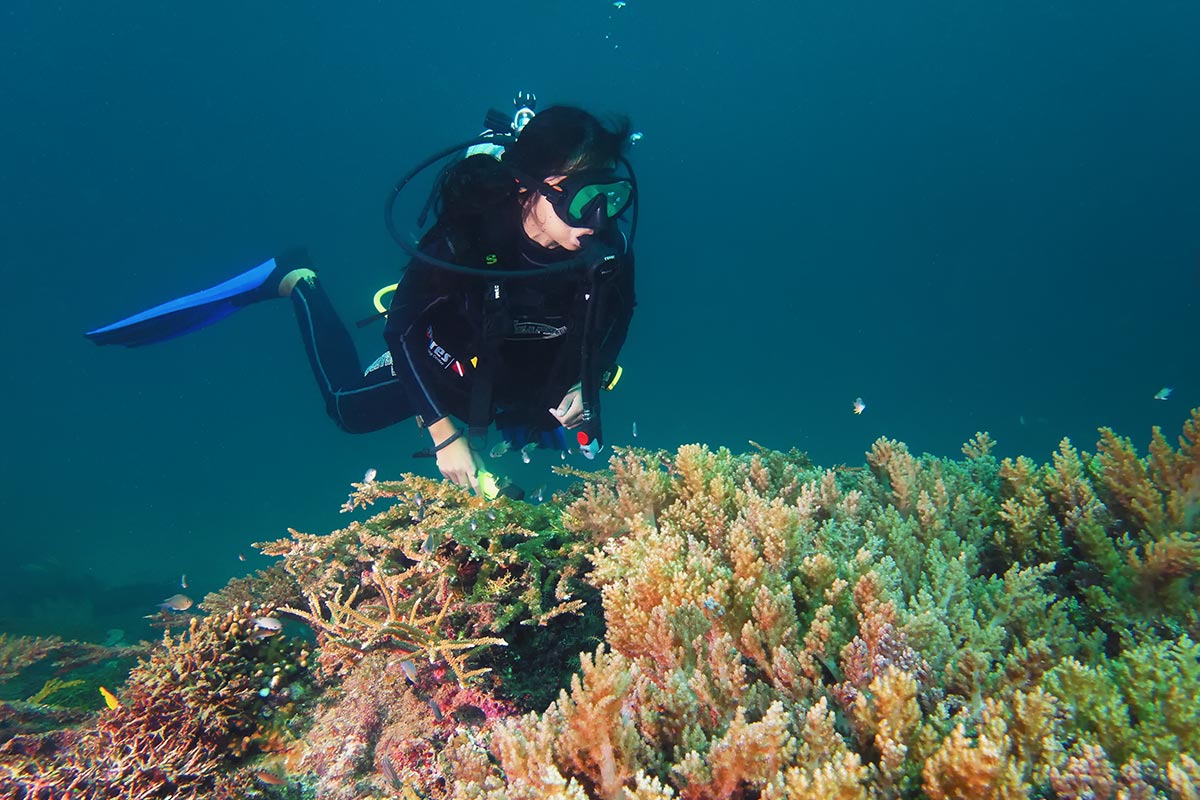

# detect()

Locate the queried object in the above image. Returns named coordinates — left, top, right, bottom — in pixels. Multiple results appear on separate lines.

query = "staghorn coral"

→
left=258, top=473, right=595, bottom=690
left=201, top=560, right=305, bottom=616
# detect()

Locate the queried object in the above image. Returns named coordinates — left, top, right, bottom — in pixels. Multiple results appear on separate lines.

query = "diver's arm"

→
left=426, top=416, right=484, bottom=494
left=383, top=237, right=457, bottom=422
left=595, top=248, right=637, bottom=373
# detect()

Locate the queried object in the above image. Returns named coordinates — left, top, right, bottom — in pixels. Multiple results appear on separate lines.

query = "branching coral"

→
left=258, top=473, right=594, bottom=685
left=1045, top=633, right=1200, bottom=766
left=447, top=412, right=1200, bottom=800
left=1043, top=409, right=1200, bottom=635
left=0, top=634, right=65, bottom=686
left=9, top=410, right=1200, bottom=800
left=0, top=602, right=309, bottom=798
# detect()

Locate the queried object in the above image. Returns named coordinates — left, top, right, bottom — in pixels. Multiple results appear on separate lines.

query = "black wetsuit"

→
left=287, top=205, right=635, bottom=439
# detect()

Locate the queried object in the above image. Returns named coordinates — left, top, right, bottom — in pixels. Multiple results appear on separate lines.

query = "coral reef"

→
left=0, top=636, right=66, bottom=687
left=2, top=409, right=1198, bottom=799
left=256, top=472, right=599, bottom=693
left=446, top=409, right=1200, bottom=799
left=0, top=602, right=311, bottom=798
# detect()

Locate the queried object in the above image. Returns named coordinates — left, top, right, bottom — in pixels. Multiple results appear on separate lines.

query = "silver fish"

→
left=363, top=467, right=377, bottom=483
left=489, top=440, right=511, bottom=458
left=159, top=594, right=193, bottom=612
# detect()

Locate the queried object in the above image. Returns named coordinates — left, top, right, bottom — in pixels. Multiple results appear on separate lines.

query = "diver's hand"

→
left=550, top=383, right=585, bottom=429
left=436, top=436, right=484, bottom=494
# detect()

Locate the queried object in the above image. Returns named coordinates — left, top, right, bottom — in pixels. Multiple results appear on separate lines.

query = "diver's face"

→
left=522, top=175, right=595, bottom=251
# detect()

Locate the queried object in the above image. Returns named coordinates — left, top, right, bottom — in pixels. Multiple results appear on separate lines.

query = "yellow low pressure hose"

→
left=373, top=284, right=398, bottom=316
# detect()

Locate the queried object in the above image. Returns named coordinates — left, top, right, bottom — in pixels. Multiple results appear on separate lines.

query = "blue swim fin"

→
left=85, top=247, right=311, bottom=347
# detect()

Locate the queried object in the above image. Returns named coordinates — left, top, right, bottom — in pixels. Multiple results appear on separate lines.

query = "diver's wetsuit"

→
left=383, top=208, right=636, bottom=438
left=290, top=206, right=635, bottom=438
left=284, top=276, right=406, bottom=434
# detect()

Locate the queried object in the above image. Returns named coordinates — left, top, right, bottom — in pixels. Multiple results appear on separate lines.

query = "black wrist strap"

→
left=412, top=428, right=464, bottom=459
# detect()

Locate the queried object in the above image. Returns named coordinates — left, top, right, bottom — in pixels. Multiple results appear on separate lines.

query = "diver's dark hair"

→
left=435, top=105, right=632, bottom=227
left=503, top=105, right=632, bottom=179
left=434, top=152, right=519, bottom=229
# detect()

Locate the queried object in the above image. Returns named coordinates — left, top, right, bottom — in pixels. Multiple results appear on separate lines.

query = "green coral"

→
left=1046, top=634, right=1200, bottom=766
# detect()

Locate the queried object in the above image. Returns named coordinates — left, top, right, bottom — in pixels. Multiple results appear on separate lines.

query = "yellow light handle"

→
left=373, top=284, right=399, bottom=315
left=477, top=470, right=501, bottom=501
left=603, top=365, right=623, bottom=391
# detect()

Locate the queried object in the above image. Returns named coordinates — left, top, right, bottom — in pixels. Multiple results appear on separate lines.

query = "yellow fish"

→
left=98, top=685, right=120, bottom=709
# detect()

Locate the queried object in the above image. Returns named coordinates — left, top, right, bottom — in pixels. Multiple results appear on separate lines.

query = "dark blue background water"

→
left=2, top=1, right=1197, bottom=640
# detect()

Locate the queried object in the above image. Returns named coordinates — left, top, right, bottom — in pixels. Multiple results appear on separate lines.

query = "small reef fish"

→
left=159, top=594, right=193, bottom=612
left=613, top=1, right=626, bottom=7
left=489, top=440, right=511, bottom=458
left=363, top=467, right=377, bottom=483
left=237, top=553, right=246, bottom=562
left=632, top=421, right=638, bottom=438
left=853, top=397, right=866, bottom=415
left=252, top=616, right=282, bottom=632
left=98, top=685, right=120, bottom=709
left=520, top=442, right=538, bottom=463
left=379, top=754, right=403, bottom=789
left=532, top=486, right=546, bottom=503
left=254, top=770, right=288, bottom=786
left=398, top=659, right=419, bottom=683
left=1154, top=387, right=1173, bottom=401
left=180, top=574, right=187, bottom=589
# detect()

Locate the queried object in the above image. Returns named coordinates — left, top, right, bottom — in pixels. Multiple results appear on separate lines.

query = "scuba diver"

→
left=86, top=98, right=638, bottom=499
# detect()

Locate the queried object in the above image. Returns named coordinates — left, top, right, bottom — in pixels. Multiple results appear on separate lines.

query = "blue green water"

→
left=1, top=1, right=1197, bottom=643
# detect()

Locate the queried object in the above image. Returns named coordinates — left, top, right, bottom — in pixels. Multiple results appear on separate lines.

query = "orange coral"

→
left=923, top=723, right=1009, bottom=800
left=867, top=437, right=920, bottom=513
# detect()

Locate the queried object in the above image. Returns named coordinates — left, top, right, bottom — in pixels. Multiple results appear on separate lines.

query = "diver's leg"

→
left=286, top=274, right=412, bottom=432
left=329, top=353, right=415, bottom=434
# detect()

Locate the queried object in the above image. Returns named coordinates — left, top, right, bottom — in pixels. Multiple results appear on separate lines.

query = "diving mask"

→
left=540, top=171, right=634, bottom=230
